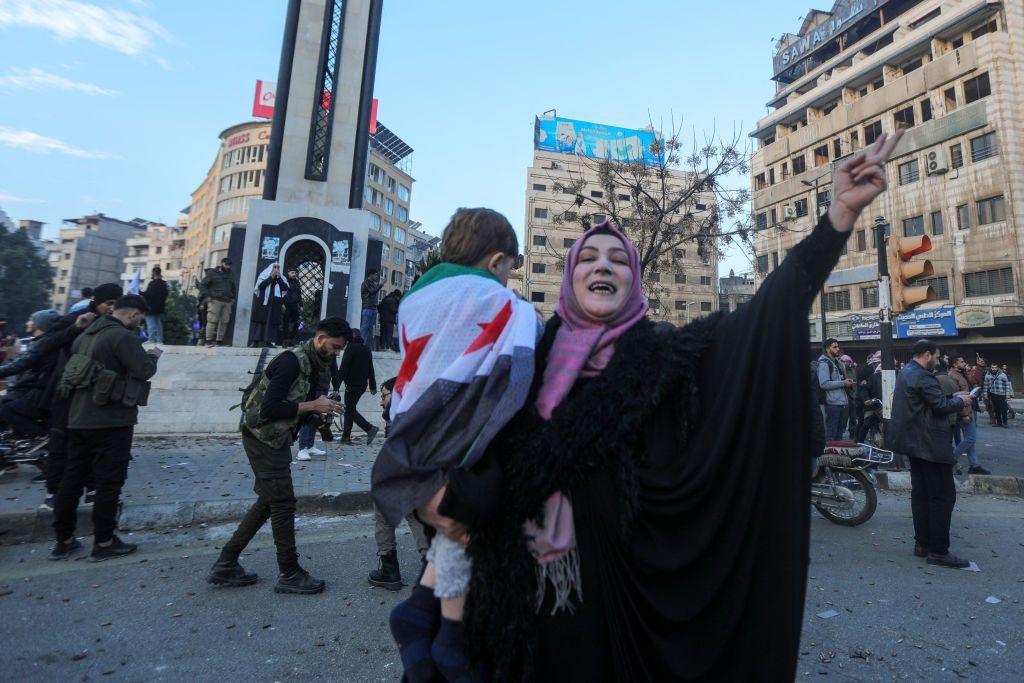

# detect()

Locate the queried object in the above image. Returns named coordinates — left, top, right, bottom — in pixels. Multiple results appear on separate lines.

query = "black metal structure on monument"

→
left=305, top=0, right=347, bottom=181
left=283, top=240, right=328, bottom=327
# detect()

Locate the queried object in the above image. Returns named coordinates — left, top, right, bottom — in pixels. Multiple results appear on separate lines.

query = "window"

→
left=898, top=159, right=920, bottom=185
left=861, top=286, right=878, bottom=308
left=964, top=268, right=1014, bottom=297
left=768, top=168, right=775, bottom=185
left=756, top=213, right=768, bottom=230
left=530, top=292, right=545, bottom=303
left=700, top=275, right=712, bottom=286
left=700, top=302, right=712, bottom=312
left=562, top=238, right=576, bottom=248
left=952, top=36, right=964, bottom=49
left=902, top=58, right=923, bottom=75
left=833, top=138, right=843, bottom=158
left=970, top=132, right=998, bottom=162
left=531, top=262, right=546, bottom=274
left=590, top=190, right=603, bottom=198
left=977, top=195, right=1006, bottom=225
left=674, top=300, right=688, bottom=311
left=674, top=273, right=686, bottom=284
left=920, top=98, right=932, bottom=122
left=919, top=275, right=950, bottom=300
left=647, top=270, right=661, bottom=283
left=770, top=208, right=777, bottom=225
left=369, top=213, right=380, bottom=231
left=532, top=183, right=546, bottom=191
left=791, top=155, right=806, bottom=175
left=381, top=244, right=389, bottom=262
left=856, top=230, right=866, bottom=252
left=695, top=203, right=707, bottom=211
left=532, top=235, right=546, bottom=246
left=814, top=146, right=829, bottom=166
left=398, top=184, right=410, bottom=201
left=957, top=204, right=970, bottom=230
left=756, top=254, right=769, bottom=274
left=781, top=162, right=789, bottom=180
left=771, top=252, right=780, bottom=270
left=794, top=198, right=808, bottom=217
left=864, top=120, right=883, bottom=145
left=930, top=211, right=944, bottom=236
left=754, top=173, right=767, bottom=190
left=155, top=246, right=163, bottom=254
left=592, top=214, right=606, bottom=224
left=902, top=215, right=925, bottom=237
left=850, top=130, right=860, bottom=150
left=816, top=189, right=831, bottom=215
left=563, top=211, right=578, bottom=222
left=397, top=206, right=408, bottom=222
left=965, top=73, right=993, bottom=105
left=393, top=248, right=405, bottom=266
left=394, top=227, right=406, bottom=245
left=950, top=143, right=964, bottom=169
left=823, top=290, right=851, bottom=312
left=944, top=87, right=957, bottom=112
left=617, top=194, right=630, bottom=201
left=386, top=177, right=396, bottom=193
left=894, top=105, right=915, bottom=129
left=533, top=207, right=548, bottom=219
left=970, top=18, right=998, bottom=40
left=872, top=78, right=884, bottom=91
left=58, top=286, right=65, bottom=294
left=60, top=269, right=68, bottom=277
left=381, top=220, right=391, bottom=237
left=385, top=199, right=394, bottom=216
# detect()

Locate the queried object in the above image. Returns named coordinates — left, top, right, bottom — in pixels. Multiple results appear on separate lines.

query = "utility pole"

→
left=802, top=177, right=828, bottom=343
left=874, top=216, right=896, bottom=422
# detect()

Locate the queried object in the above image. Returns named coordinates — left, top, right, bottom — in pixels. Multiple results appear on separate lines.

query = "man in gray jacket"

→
left=817, top=338, right=853, bottom=441
left=199, top=258, right=237, bottom=346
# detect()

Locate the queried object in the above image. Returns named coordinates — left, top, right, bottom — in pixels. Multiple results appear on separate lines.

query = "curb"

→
left=876, top=471, right=1024, bottom=497
left=0, top=490, right=372, bottom=547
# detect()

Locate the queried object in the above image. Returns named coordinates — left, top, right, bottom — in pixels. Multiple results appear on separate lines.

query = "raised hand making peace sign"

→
left=827, top=129, right=905, bottom=233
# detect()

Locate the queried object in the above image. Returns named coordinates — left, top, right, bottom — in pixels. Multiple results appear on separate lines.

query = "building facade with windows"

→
left=524, top=145, right=718, bottom=323
left=751, top=0, right=1024, bottom=377
left=46, top=214, right=151, bottom=312
left=719, top=270, right=756, bottom=313
left=180, top=119, right=418, bottom=296
left=120, top=218, right=188, bottom=292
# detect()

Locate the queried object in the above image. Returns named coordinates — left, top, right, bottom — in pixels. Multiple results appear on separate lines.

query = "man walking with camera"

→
left=208, top=318, right=347, bottom=594
left=50, top=294, right=161, bottom=561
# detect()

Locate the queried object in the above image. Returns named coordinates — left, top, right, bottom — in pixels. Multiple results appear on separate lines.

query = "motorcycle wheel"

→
left=814, top=469, right=877, bottom=527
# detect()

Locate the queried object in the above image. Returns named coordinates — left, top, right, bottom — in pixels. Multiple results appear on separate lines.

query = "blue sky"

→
left=0, top=0, right=816, bottom=277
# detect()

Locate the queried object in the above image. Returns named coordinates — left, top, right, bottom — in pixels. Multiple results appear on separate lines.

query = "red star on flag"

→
left=395, top=326, right=432, bottom=397
left=464, top=300, right=512, bottom=355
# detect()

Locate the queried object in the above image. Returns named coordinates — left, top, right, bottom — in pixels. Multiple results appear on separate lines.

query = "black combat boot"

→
left=274, top=566, right=326, bottom=594
left=368, top=550, right=402, bottom=591
left=207, top=559, right=258, bottom=587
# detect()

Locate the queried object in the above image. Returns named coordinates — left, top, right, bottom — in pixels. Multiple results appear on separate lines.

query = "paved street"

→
left=1, top=492, right=1021, bottom=681
left=965, top=417, right=1024, bottom=479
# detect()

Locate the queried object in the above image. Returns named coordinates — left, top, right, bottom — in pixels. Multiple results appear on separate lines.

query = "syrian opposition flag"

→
left=371, top=263, right=538, bottom=526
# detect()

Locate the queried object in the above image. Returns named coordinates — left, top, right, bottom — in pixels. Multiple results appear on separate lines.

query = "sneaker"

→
left=308, top=446, right=326, bottom=456
left=296, top=449, right=312, bottom=461
left=339, top=437, right=353, bottom=445
left=40, top=494, right=55, bottom=511
left=49, top=538, right=82, bottom=561
left=365, top=426, right=380, bottom=445
left=207, top=559, right=258, bottom=587
left=88, top=535, right=138, bottom=562
left=968, top=466, right=991, bottom=475
left=926, top=553, right=970, bottom=569
left=274, top=567, right=325, bottom=594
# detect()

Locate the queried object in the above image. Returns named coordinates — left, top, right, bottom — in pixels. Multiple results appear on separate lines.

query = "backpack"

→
left=809, top=358, right=829, bottom=405
left=231, top=347, right=272, bottom=415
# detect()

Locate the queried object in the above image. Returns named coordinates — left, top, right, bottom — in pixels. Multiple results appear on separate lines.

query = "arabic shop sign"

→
left=850, top=305, right=958, bottom=340
left=773, top=0, right=891, bottom=78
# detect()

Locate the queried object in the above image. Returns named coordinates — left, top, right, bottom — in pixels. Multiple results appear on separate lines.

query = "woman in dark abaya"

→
left=250, top=263, right=289, bottom=347
left=417, top=132, right=905, bottom=682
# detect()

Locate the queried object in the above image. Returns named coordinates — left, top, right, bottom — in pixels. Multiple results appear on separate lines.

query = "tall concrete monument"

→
left=233, top=0, right=384, bottom=344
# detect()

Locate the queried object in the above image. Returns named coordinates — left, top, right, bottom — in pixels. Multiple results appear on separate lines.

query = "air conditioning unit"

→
left=925, top=147, right=949, bottom=175
left=783, top=204, right=797, bottom=220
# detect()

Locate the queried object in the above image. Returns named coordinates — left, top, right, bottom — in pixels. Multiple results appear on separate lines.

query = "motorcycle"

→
left=0, top=430, right=48, bottom=474
left=812, top=440, right=893, bottom=526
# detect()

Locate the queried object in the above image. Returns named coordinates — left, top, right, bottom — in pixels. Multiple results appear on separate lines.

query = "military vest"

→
left=241, top=340, right=328, bottom=449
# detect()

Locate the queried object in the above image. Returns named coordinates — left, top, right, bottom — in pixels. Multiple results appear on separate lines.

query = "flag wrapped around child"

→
left=371, top=263, right=537, bottom=526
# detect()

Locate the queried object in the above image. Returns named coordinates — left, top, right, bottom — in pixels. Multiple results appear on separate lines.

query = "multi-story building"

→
left=751, top=0, right=1024, bottom=378
left=524, top=115, right=718, bottom=323
left=120, top=218, right=188, bottom=291
left=46, top=213, right=150, bottom=312
left=180, top=119, right=417, bottom=295
left=16, top=219, right=50, bottom=256
left=719, top=269, right=756, bottom=313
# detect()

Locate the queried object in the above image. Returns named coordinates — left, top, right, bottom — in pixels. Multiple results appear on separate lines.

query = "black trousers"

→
left=221, top=429, right=299, bottom=573
left=0, top=396, right=46, bottom=437
left=280, top=303, right=301, bottom=344
left=909, top=457, right=956, bottom=556
left=378, top=322, right=394, bottom=351
left=989, top=394, right=1009, bottom=426
left=342, top=386, right=372, bottom=438
left=53, top=427, right=133, bottom=544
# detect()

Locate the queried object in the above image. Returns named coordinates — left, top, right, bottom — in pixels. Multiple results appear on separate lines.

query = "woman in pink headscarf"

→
left=418, top=133, right=905, bottom=682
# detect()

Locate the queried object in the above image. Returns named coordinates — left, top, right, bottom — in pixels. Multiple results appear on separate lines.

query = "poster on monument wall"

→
left=331, top=239, right=351, bottom=272
left=261, top=236, right=280, bottom=260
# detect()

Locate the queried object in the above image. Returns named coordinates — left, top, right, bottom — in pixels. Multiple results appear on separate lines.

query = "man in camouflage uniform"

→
left=208, top=318, right=347, bottom=594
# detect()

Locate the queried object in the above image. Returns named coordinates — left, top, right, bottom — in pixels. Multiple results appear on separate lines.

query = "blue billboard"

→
left=534, top=116, right=662, bottom=166
left=849, top=305, right=958, bottom=340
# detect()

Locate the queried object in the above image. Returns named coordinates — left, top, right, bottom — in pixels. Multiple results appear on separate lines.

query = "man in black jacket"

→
left=280, top=268, right=302, bottom=345
left=142, top=266, right=169, bottom=344
left=0, top=309, right=62, bottom=438
left=376, top=289, right=400, bottom=352
left=888, top=339, right=970, bottom=569
left=333, top=330, right=379, bottom=445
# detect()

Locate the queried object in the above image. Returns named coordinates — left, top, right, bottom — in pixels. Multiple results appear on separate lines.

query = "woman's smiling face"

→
left=571, top=233, right=634, bottom=322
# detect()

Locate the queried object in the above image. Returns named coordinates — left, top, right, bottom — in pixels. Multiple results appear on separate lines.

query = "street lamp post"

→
left=802, top=178, right=828, bottom=343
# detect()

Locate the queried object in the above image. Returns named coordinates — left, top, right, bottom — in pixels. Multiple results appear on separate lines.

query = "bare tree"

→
left=533, top=117, right=767, bottom=305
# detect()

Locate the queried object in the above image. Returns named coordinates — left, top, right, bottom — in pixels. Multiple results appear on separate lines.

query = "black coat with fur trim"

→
left=454, top=215, right=850, bottom=682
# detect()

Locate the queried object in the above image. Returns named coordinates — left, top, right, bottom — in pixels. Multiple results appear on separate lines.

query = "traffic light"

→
left=886, top=234, right=936, bottom=313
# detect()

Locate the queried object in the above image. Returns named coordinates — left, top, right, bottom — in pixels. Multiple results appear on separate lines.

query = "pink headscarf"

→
left=535, top=220, right=649, bottom=420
